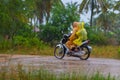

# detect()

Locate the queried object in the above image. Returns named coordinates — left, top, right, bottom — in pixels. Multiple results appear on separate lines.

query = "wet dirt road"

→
left=0, top=54, right=120, bottom=77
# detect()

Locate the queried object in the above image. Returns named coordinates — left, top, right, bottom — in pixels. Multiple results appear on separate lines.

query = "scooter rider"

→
left=66, top=21, right=87, bottom=52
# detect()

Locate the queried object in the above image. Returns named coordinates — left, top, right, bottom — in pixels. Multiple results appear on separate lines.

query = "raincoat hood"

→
left=78, top=22, right=85, bottom=30
left=73, top=22, right=87, bottom=46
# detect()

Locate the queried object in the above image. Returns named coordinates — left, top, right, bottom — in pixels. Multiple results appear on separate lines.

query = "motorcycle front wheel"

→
left=54, top=44, right=65, bottom=59
left=79, top=46, right=90, bottom=60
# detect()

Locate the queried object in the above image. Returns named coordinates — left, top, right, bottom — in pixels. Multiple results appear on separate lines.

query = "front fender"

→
left=56, top=43, right=63, bottom=48
left=87, top=46, right=92, bottom=53
left=56, top=43, right=67, bottom=54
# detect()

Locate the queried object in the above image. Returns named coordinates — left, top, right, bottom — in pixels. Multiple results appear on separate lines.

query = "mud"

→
left=0, top=54, right=120, bottom=77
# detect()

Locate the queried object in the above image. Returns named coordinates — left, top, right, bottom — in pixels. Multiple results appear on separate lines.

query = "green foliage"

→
left=13, top=36, right=29, bottom=47
left=0, top=40, right=12, bottom=50
left=114, top=1, right=120, bottom=11
left=0, top=0, right=31, bottom=42
left=40, top=2, right=80, bottom=44
left=94, top=12, right=118, bottom=31
left=0, top=35, right=12, bottom=50
left=86, top=26, right=108, bottom=45
left=79, top=0, right=108, bottom=26
left=13, top=36, right=45, bottom=49
left=117, top=47, right=120, bottom=58
left=113, top=29, right=120, bottom=45
left=50, top=2, right=80, bottom=28
left=40, top=25, right=60, bottom=42
left=0, top=65, right=117, bottom=80
left=16, top=24, right=34, bottom=37
left=0, top=0, right=120, bottom=48
left=90, top=72, right=115, bottom=80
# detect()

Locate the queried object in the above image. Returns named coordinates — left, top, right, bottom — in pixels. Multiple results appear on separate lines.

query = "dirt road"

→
left=0, top=54, right=120, bottom=77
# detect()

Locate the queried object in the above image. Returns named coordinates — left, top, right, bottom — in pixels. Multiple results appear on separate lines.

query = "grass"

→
left=0, top=46, right=54, bottom=56
left=0, top=64, right=116, bottom=80
left=0, top=45, right=120, bottom=59
left=91, top=45, right=120, bottom=59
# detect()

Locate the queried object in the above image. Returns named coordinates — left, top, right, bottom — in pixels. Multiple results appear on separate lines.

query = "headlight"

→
left=88, top=46, right=92, bottom=52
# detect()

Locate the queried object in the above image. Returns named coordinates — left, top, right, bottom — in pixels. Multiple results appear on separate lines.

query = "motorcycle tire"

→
left=79, top=46, right=90, bottom=60
left=54, top=44, right=65, bottom=59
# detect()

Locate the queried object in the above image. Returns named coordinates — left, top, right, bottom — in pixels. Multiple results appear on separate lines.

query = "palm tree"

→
left=79, top=0, right=108, bottom=27
left=35, top=0, right=64, bottom=24
left=94, top=12, right=116, bottom=32
left=114, top=1, right=120, bottom=11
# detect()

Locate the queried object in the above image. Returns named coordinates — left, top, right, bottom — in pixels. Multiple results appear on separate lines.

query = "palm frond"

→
left=101, top=0, right=108, bottom=12
left=79, top=0, right=88, bottom=13
left=114, top=1, right=120, bottom=10
left=84, top=0, right=91, bottom=13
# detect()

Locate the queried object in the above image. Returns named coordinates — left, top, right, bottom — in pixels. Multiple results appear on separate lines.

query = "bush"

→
left=29, top=37, right=40, bottom=46
left=39, top=25, right=60, bottom=43
left=13, top=36, right=47, bottom=49
left=0, top=40, right=13, bottom=50
left=115, top=29, right=120, bottom=45
left=118, top=48, right=120, bottom=58
left=13, top=36, right=30, bottom=47
left=86, top=26, right=108, bottom=45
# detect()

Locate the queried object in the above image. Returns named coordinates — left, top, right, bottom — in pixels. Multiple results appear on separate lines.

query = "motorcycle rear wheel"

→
left=79, top=46, right=90, bottom=60
left=54, top=44, right=65, bottom=59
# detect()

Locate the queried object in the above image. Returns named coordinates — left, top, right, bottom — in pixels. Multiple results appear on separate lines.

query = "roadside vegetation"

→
left=0, top=45, right=120, bottom=60
left=0, top=64, right=116, bottom=80
left=0, top=0, right=120, bottom=59
left=0, top=0, right=120, bottom=52
left=0, top=0, right=120, bottom=79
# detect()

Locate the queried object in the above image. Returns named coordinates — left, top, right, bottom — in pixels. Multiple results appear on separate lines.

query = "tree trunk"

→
left=90, top=0, right=94, bottom=27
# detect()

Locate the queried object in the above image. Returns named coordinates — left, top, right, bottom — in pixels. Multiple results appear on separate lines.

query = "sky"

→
left=61, top=0, right=91, bottom=22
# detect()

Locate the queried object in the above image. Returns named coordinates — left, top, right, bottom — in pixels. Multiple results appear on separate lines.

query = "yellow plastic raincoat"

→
left=66, top=22, right=87, bottom=50
left=73, top=22, right=87, bottom=46
left=66, top=22, right=79, bottom=49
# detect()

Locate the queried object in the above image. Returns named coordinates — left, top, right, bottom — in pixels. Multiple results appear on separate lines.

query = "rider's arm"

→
left=69, top=28, right=77, bottom=41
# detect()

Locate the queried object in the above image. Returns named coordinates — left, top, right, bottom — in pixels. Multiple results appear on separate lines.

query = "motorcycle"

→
left=54, top=34, right=92, bottom=60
